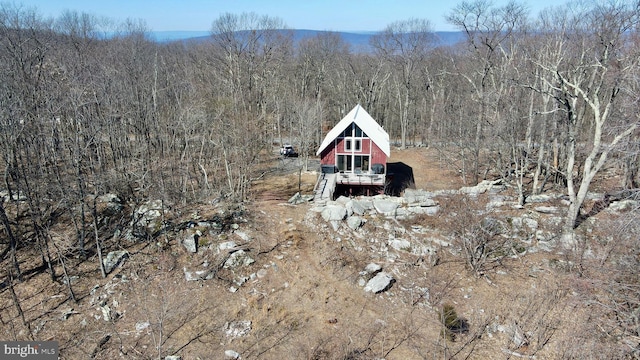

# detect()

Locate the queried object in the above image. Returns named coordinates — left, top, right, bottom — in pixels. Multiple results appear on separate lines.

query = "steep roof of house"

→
left=316, top=104, right=390, bottom=157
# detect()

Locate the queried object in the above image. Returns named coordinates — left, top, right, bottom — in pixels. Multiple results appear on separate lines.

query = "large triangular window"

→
left=340, top=123, right=368, bottom=138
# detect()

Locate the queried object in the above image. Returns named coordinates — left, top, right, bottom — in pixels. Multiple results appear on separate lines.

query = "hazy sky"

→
left=16, top=0, right=566, bottom=32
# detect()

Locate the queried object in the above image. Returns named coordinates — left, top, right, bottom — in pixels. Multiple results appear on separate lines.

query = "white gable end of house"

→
left=316, top=104, right=390, bottom=157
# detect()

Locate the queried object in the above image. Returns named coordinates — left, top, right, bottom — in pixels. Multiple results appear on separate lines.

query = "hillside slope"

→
left=1, top=147, right=637, bottom=359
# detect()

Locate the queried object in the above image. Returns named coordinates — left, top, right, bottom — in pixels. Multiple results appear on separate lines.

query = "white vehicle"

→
left=279, top=144, right=298, bottom=157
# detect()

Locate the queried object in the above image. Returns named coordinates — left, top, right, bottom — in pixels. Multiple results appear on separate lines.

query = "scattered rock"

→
left=526, top=193, right=561, bottom=203
left=364, top=263, right=382, bottom=275
left=508, top=217, right=539, bottom=231
left=182, top=231, right=200, bottom=253
left=183, top=267, right=214, bottom=281
left=364, top=272, right=395, bottom=293
left=508, top=322, right=529, bottom=348
left=225, top=320, right=252, bottom=338
left=256, top=269, right=268, bottom=278
left=607, top=199, right=638, bottom=212
left=223, top=250, right=255, bottom=269
left=288, top=192, right=313, bottom=205
left=234, top=231, right=252, bottom=242
left=534, top=206, right=559, bottom=214
left=218, top=241, right=238, bottom=252
left=480, top=217, right=505, bottom=236
left=102, top=251, right=129, bottom=274
left=96, top=193, right=124, bottom=216
left=60, top=308, right=78, bottom=321
left=389, top=238, right=411, bottom=251
left=407, top=205, right=439, bottom=216
left=100, top=304, right=112, bottom=321
left=136, top=321, right=150, bottom=332
left=459, top=179, right=503, bottom=195
left=359, top=263, right=383, bottom=284
left=225, top=350, right=241, bottom=359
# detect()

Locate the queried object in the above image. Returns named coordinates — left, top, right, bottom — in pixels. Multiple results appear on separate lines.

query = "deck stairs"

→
left=313, top=173, right=337, bottom=202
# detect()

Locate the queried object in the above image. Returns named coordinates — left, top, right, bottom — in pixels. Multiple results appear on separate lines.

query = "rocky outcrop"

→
left=129, top=199, right=168, bottom=240
left=311, top=189, right=440, bottom=230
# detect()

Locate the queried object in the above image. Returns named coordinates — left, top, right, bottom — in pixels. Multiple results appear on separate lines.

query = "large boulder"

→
left=131, top=199, right=167, bottom=239
left=346, top=216, right=364, bottom=230
left=373, top=198, right=399, bottom=216
left=459, top=179, right=503, bottom=196
left=403, top=188, right=436, bottom=206
left=321, top=205, right=348, bottom=222
left=348, top=199, right=374, bottom=215
left=407, top=205, right=439, bottom=216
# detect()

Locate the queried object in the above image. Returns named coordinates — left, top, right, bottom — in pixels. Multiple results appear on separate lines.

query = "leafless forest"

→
left=1, top=1, right=640, bottom=359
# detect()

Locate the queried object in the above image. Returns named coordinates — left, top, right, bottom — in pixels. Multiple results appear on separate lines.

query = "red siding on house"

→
left=370, top=142, right=386, bottom=165
left=319, top=135, right=387, bottom=169
left=361, top=138, right=371, bottom=154
left=320, top=142, right=336, bottom=165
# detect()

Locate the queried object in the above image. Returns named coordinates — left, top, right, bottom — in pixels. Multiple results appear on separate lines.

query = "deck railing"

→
left=336, top=172, right=385, bottom=186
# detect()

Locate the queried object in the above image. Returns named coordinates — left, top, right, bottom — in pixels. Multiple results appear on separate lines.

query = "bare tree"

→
left=446, top=0, right=528, bottom=184
left=371, top=18, right=436, bottom=149
left=532, top=1, right=640, bottom=232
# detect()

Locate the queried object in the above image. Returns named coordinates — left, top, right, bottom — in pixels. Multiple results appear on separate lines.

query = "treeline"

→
left=0, top=1, right=639, bottom=277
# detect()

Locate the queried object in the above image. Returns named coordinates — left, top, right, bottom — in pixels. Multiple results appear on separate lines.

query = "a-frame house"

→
left=314, top=104, right=390, bottom=200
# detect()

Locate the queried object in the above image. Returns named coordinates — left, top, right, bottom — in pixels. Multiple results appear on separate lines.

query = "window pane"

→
left=337, top=155, right=345, bottom=171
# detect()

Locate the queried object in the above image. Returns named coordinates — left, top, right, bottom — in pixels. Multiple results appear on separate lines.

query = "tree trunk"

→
left=0, top=202, right=22, bottom=281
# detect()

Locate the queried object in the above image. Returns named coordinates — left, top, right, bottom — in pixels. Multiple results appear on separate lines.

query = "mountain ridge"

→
left=151, top=29, right=465, bottom=48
